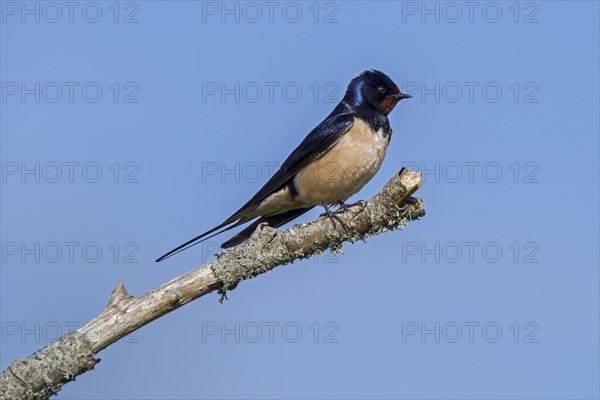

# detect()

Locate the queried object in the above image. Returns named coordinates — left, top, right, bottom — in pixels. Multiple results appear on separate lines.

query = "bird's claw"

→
left=337, top=199, right=367, bottom=212
left=320, top=204, right=349, bottom=233
left=336, top=201, right=352, bottom=212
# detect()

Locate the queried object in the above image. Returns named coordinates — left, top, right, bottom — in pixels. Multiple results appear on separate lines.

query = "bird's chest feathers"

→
left=294, top=118, right=391, bottom=205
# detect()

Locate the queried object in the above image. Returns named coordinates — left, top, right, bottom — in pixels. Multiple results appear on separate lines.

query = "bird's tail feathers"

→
left=221, top=207, right=314, bottom=249
left=155, top=217, right=247, bottom=262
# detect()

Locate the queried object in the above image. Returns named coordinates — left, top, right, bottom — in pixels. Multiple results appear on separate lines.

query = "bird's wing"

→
left=229, top=110, right=356, bottom=219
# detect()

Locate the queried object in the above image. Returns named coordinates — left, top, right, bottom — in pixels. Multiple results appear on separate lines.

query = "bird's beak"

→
left=393, top=92, right=412, bottom=100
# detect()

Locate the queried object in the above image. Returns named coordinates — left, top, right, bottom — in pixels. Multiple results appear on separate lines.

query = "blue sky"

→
left=1, top=1, right=599, bottom=399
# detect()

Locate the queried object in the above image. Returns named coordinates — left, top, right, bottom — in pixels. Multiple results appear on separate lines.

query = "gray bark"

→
left=0, top=169, right=425, bottom=400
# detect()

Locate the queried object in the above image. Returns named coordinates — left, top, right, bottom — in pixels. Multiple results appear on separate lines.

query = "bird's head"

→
left=344, top=70, right=411, bottom=115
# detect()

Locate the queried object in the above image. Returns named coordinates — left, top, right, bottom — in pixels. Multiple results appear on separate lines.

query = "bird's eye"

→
left=377, top=85, right=387, bottom=93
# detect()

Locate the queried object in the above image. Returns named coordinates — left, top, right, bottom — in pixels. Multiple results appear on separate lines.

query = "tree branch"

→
left=0, top=168, right=425, bottom=400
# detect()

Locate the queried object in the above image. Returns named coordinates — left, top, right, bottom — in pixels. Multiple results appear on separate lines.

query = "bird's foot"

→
left=337, top=200, right=367, bottom=212
left=336, top=200, right=352, bottom=212
left=320, top=203, right=349, bottom=233
left=338, top=200, right=367, bottom=212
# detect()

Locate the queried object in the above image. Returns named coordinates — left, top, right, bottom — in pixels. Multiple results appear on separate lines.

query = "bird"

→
left=156, top=70, right=411, bottom=262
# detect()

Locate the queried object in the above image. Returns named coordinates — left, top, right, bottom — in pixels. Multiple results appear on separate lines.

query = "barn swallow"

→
left=156, top=70, right=411, bottom=262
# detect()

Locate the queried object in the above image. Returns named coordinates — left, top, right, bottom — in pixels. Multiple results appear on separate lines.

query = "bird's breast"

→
left=294, top=117, right=391, bottom=205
